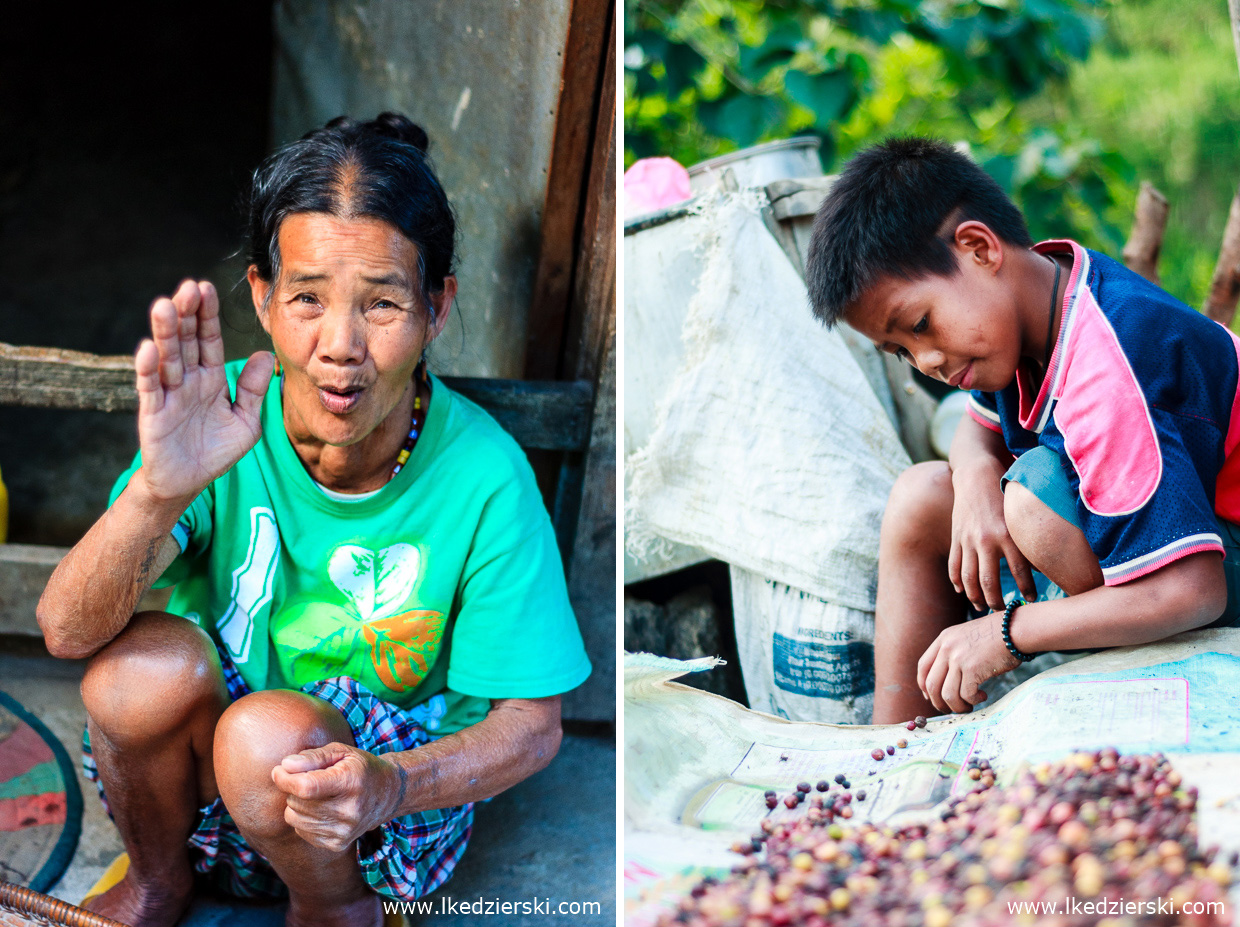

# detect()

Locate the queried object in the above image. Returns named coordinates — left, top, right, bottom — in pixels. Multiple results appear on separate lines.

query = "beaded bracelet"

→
left=1001, top=598, right=1039, bottom=663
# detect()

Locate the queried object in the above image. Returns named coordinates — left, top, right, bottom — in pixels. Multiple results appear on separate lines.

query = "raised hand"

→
left=272, top=743, right=404, bottom=853
left=135, top=280, right=275, bottom=502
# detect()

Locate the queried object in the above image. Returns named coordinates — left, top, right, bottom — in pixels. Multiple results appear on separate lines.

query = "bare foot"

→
left=286, top=892, right=382, bottom=927
left=82, top=868, right=193, bottom=927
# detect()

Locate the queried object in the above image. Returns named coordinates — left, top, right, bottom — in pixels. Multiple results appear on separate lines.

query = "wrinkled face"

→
left=249, top=212, right=452, bottom=448
left=843, top=260, right=1022, bottom=394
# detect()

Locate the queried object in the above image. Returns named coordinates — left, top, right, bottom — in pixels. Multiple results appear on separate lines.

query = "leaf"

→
left=362, top=609, right=446, bottom=693
left=698, top=93, right=783, bottom=148
left=664, top=41, right=707, bottom=99
left=327, top=543, right=421, bottom=622
left=784, top=68, right=856, bottom=127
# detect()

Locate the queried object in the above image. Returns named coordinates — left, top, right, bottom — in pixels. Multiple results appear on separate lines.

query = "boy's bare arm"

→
left=919, top=551, right=1225, bottom=713
left=946, top=414, right=1036, bottom=610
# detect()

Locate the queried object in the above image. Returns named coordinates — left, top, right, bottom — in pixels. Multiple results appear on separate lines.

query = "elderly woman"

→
left=36, top=113, right=591, bottom=927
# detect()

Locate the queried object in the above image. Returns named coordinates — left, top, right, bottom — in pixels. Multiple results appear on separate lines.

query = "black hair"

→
left=245, top=111, right=456, bottom=321
left=805, top=137, right=1033, bottom=329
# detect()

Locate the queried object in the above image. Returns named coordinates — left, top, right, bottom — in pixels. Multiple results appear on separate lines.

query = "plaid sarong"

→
left=83, top=645, right=474, bottom=901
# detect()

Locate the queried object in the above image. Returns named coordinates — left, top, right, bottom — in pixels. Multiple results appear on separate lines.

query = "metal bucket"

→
left=688, top=137, right=823, bottom=193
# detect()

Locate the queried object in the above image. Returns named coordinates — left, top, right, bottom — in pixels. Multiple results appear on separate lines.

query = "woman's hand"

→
left=948, top=460, right=1038, bottom=613
left=272, top=743, right=404, bottom=853
left=917, top=613, right=1019, bottom=713
left=136, top=280, right=275, bottom=502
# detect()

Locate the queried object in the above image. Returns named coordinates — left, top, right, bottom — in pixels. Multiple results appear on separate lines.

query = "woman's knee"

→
left=213, top=690, right=354, bottom=836
left=81, top=611, right=227, bottom=746
left=883, top=461, right=954, bottom=546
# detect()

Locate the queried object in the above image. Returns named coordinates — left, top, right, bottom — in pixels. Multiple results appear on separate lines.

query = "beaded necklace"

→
left=275, top=358, right=430, bottom=481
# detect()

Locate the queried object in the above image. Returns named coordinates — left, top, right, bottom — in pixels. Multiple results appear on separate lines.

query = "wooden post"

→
left=525, top=0, right=614, bottom=380
left=1203, top=186, right=1240, bottom=325
left=1121, top=182, right=1169, bottom=285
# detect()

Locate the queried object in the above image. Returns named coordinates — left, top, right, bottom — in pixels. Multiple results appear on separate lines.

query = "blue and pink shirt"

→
left=967, top=240, right=1240, bottom=585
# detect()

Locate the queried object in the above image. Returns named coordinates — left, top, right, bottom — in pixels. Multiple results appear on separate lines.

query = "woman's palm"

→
left=136, top=280, right=274, bottom=501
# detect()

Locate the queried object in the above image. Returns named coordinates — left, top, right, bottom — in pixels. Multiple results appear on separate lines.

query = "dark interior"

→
left=0, top=7, right=275, bottom=544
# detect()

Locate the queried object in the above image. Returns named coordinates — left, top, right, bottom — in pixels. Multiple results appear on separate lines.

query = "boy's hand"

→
left=918, top=613, right=1020, bottom=713
left=949, top=462, right=1037, bottom=612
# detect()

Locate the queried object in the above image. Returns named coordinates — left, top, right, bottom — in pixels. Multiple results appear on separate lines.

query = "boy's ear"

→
left=952, top=220, right=1004, bottom=273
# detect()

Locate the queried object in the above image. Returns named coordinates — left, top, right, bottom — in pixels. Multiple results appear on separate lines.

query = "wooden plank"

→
left=0, top=542, right=164, bottom=639
left=561, top=320, right=616, bottom=723
left=0, top=544, right=65, bottom=637
left=0, top=344, right=136, bottom=413
left=561, top=6, right=616, bottom=386
left=524, top=0, right=614, bottom=379
left=0, top=344, right=593, bottom=451
left=447, top=378, right=594, bottom=451
left=558, top=15, right=617, bottom=719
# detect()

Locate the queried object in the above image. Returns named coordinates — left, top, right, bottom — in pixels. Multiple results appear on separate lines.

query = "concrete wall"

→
left=270, top=0, right=571, bottom=378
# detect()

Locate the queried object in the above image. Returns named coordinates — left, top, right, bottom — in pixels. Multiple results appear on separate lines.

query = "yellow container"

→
left=0, top=464, right=8, bottom=543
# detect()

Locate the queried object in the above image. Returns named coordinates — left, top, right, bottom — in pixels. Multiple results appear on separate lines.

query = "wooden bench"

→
left=0, top=343, right=595, bottom=639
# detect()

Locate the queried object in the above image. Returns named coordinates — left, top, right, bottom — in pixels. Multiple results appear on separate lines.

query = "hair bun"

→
left=368, top=112, right=430, bottom=153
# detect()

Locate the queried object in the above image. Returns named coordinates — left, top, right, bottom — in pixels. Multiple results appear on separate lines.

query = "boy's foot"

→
left=82, top=868, right=193, bottom=927
left=287, top=892, right=383, bottom=927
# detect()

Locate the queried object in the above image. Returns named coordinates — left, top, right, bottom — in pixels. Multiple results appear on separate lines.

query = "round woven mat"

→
left=0, top=692, right=81, bottom=894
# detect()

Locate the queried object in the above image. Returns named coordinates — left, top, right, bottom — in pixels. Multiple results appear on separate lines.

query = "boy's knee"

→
left=213, top=690, right=355, bottom=836
left=81, top=611, right=226, bottom=745
left=885, top=461, right=953, bottom=533
left=1003, top=481, right=1074, bottom=557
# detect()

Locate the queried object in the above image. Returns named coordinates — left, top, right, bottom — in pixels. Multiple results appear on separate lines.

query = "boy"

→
left=805, top=137, right=1240, bottom=725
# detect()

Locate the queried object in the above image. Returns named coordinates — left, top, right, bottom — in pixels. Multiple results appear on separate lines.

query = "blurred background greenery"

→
left=624, top=0, right=1240, bottom=312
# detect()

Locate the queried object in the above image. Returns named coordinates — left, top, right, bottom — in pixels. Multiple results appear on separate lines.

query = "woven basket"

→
left=0, top=882, right=129, bottom=927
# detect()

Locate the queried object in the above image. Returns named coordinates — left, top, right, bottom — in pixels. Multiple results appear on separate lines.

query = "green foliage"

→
left=626, top=0, right=1240, bottom=310
left=1032, top=0, right=1240, bottom=308
left=625, top=0, right=1106, bottom=162
left=624, top=0, right=1133, bottom=258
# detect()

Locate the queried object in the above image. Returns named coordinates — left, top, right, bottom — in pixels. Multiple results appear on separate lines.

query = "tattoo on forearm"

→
left=393, top=761, right=408, bottom=817
left=136, top=537, right=161, bottom=586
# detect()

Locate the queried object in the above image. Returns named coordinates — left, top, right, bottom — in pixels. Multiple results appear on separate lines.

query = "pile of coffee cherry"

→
left=662, top=747, right=1234, bottom=926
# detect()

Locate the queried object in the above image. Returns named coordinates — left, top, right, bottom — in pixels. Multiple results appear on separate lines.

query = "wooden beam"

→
left=524, top=0, right=613, bottom=380
left=0, top=544, right=64, bottom=637
left=1121, top=181, right=1169, bottom=285
left=0, top=543, right=171, bottom=638
left=561, top=319, right=616, bottom=723
left=563, top=7, right=616, bottom=384
left=447, top=378, right=594, bottom=451
left=0, top=344, right=594, bottom=452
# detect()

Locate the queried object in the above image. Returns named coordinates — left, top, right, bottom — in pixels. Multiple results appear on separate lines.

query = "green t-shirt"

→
left=109, top=362, right=591, bottom=736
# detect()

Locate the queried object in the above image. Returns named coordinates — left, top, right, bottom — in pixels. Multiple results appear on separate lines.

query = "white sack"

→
left=625, top=192, right=909, bottom=613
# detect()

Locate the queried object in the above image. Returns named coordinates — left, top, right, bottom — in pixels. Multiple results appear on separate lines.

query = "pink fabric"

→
left=1056, top=289, right=1161, bottom=516
left=1215, top=328, right=1240, bottom=520
left=624, top=157, right=691, bottom=217
left=1106, top=541, right=1224, bottom=586
left=1019, top=240, right=1088, bottom=433
left=966, top=403, right=1002, bottom=433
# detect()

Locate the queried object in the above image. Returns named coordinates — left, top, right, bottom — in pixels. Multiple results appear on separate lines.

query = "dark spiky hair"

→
left=805, top=137, right=1032, bottom=328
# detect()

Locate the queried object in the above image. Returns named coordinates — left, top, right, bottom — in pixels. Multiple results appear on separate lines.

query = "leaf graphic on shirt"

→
left=327, top=543, right=420, bottom=621
left=362, top=609, right=447, bottom=692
